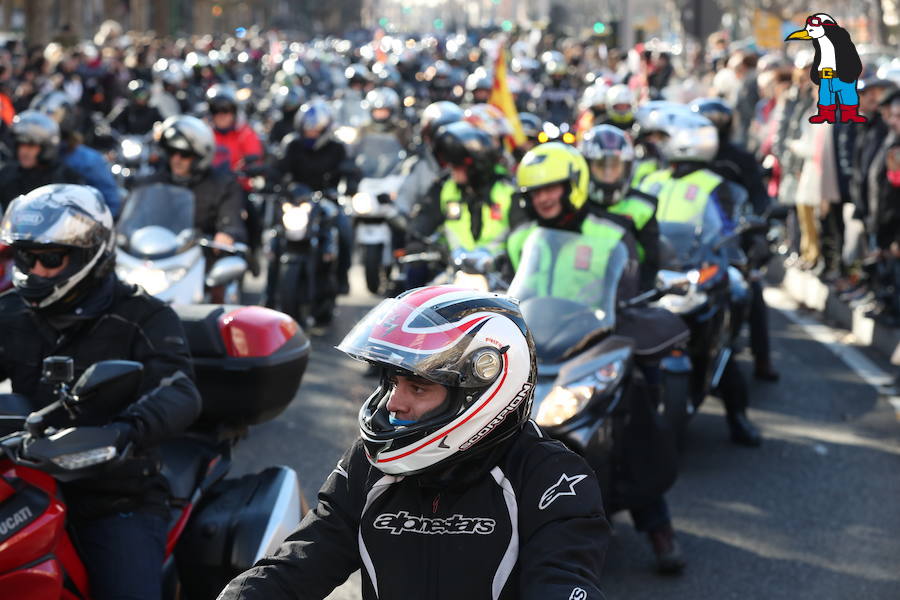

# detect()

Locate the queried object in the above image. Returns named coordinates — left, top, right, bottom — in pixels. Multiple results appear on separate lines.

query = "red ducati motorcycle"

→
left=0, top=304, right=311, bottom=599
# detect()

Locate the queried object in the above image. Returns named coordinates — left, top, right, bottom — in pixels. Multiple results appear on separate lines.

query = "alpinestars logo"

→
left=459, top=382, right=533, bottom=451
left=373, top=511, right=496, bottom=535
left=539, top=473, right=588, bottom=510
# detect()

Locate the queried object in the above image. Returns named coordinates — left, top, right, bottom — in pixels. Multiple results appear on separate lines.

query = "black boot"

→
left=727, top=412, right=762, bottom=447
left=753, top=358, right=780, bottom=382
left=647, top=524, right=686, bottom=575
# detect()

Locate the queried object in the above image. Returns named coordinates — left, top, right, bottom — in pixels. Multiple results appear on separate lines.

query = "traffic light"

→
left=378, top=17, right=389, bottom=27
left=501, top=20, right=513, bottom=32
left=593, top=22, right=606, bottom=34
left=434, top=18, right=445, bottom=30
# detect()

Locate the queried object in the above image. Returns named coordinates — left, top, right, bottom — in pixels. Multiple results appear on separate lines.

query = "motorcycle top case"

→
left=174, top=305, right=310, bottom=427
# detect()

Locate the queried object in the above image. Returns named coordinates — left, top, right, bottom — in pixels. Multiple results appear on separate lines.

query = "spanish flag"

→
left=489, top=47, right=526, bottom=148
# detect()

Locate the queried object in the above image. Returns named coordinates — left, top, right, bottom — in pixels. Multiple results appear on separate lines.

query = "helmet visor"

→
left=1, top=198, right=107, bottom=249
left=589, top=156, right=627, bottom=184
left=337, top=295, right=495, bottom=388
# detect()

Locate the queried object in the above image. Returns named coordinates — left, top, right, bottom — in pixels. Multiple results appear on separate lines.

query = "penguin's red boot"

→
left=839, top=105, right=867, bottom=123
left=809, top=104, right=837, bottom=124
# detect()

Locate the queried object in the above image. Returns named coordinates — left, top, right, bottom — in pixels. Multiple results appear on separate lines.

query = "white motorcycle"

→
left=346, top=132, right=408, bottom=294
left=116, top=183, right=248, bottom=304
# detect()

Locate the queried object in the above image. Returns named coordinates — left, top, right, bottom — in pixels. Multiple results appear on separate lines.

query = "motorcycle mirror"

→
left=656, top=270, right=691, bottom=295
left=206, top=256, right=248, bottom=288
left=71, top=361, right=143, bottom=412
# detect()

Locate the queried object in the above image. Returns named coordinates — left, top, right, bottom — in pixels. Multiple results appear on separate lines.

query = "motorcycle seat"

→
left=159, top=435, right=220, bottom=505
left=174, top=305, right=230, bottom=358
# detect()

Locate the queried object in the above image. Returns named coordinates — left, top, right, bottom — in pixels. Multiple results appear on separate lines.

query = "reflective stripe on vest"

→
left=640, top=169, right=721, bottom=227
left=512, top=217, right=627, bottom=303
left=440, top=180, right=513, bottom=252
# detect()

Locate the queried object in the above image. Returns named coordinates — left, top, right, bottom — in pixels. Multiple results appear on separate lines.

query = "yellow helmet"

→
left=516, top=142, right=589, bottom=211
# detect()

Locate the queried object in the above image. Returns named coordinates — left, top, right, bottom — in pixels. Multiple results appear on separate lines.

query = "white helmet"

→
left=660, top=112, right=719, bottom=163
left=605, top=84, right=635, bottom=123
left=157, top=115, right=216, bottom=173
left=1, top=184, right=114, bottom=312
left=338, top=285, right=537, bottom=476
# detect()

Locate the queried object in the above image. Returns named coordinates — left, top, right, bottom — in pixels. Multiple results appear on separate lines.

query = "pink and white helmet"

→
left=338, top=285, right=537, bottom=476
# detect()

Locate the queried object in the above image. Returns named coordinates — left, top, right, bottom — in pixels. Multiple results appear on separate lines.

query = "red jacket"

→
left=213, top=124, right=263, bottom=190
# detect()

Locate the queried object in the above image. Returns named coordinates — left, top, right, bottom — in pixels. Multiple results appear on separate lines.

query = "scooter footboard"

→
left=175, top=466, right=302, bottom=599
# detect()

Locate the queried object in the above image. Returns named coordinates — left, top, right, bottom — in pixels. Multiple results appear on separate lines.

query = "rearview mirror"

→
left=72, top=360, right=143, bottom=415
left=656, top=270, right=691, bottom=295
left=206, top=256, right=248, bottom=288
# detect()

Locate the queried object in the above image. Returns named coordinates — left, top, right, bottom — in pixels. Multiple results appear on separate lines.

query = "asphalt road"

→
left=232, top=267, right=900, bottom=599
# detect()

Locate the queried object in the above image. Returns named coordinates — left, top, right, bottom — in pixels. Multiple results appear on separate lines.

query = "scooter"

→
left=346, top=132, right=408, bottom=294
left=508, top=227, right=685, bottom=512
left=0, top=304, right=311, bottom=600
left=115, top=183, right=248, bottom=305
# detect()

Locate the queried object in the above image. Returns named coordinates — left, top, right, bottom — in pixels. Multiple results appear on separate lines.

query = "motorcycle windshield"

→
left=354, top=133, right=406, bottom=179
left=657, top=221, right=720, bottom=271
left=118, top=184, right=196, bottom=239
left=508, top=227, right=628, bottom=362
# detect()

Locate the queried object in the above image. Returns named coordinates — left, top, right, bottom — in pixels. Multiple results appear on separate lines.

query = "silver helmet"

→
left=157, top=115, right=216, bottom=172
left=659, top=112, right=719, bottom=163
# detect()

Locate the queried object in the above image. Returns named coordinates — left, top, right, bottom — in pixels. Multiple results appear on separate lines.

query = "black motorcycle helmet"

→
left=432, top=120, right=496, bottom=190
left=518, top=112, right=543, bottom=144
left=275, top=85, right=307, bottom=117
left=12, top=111, right=61, bottom=164
left=0, top=184, right=115, bottom=313
left=127, top=79, right=151, bottom=104
left=579, top=124, right=635, bottom=205
left=206, top=84, right=239, bottom=116
left=689, top=97, right=734, bottom=141
left=420, top=100, right=463, bottom=147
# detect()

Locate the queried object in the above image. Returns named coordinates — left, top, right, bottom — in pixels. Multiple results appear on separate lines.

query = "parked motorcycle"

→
left=115, top=183, right=248, bottom=304
left=508, top=227, right=682, bottom=510
left=0, top=304, right=311, bottom=599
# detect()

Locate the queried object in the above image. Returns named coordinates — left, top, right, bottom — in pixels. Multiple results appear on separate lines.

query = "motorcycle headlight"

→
left=121, top=139, right=142, bottom=160
left=334, top=126, right=359, bottom=145
left=120, top=266, right=188, bottom=296
left=282, top=203, right=311, bottom=232
left=352, top=193, right=376, bottom=215
left=535, top=359, right=624, bottom=426
left=51, top=446, right=117, bottom=470
left=657, top=290, right=708, bottom=314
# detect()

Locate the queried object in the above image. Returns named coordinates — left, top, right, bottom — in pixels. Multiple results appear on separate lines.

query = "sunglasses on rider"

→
left=170, top=149, right=197, bottom=159
left=805, top=16, right=835, bottom=27
left=15, top=248, right=70, bottom=270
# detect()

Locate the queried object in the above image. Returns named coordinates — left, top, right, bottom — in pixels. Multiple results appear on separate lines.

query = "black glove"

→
left=105, top=420, right=138, bottom=453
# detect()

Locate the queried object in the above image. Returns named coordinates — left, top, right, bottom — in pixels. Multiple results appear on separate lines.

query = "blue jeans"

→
left=818, top=77, right=859, bottom=106
left=630, top=495, right=672, bottom=532
left=73, top=511, right=168, bottom=600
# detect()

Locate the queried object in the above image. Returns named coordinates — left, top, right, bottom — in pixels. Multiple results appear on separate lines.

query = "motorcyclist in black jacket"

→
left=109, top=79, right=164, bottom=136
left=276, top=99, right=352, bottom=294
left=218, top=286, right=609, bottom=600
left=691, top=98, right=780, bottom=382
left=142, top=114, right=247, bottom=245
left=0, top=110, right=83, bottom=210
left=0, top=183, right=201, bottom=600
left=268, top=85, right=306, bottom=146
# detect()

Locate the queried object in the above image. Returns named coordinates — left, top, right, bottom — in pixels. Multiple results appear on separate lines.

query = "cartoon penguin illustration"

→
left=785, top=13, right=866, bottom=124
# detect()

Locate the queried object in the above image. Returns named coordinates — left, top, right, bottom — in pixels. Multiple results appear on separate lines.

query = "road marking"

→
left=764, top=287, right=900, bottom=419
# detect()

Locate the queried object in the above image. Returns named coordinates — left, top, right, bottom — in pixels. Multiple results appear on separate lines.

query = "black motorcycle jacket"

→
left=141, top=165, right=247, bottom=243
left=109, top=103, right=164, bottom=136
left=276, top=134, right=347, bottom=192
left=0, top=278, right=202, bottom=519
left=0, top=160, right=84, bottom=211
left=218, top=422, right=609, bottom=600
